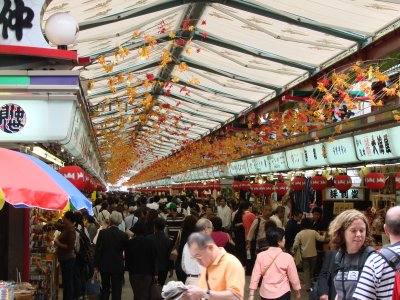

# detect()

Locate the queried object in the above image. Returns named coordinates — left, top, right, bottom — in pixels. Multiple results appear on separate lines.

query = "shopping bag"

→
left=86, top=272, right=101, bottom=296
left=149, top=278, right=163, bottom=300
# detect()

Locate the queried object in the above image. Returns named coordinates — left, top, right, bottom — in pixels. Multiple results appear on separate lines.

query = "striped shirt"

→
left=353, top=244, right=400, bottom=300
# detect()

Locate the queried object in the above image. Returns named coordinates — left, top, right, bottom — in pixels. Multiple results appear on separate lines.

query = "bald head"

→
left=385, top=206, right=400, bottom=236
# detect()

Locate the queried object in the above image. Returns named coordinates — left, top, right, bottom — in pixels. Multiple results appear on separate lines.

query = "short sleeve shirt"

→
left=334, top=252, right=361, bottom=300
left=198, top=248, right=245, bottom=299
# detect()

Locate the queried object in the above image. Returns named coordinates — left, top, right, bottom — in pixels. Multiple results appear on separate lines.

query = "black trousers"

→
left=158, top=270, right=168, bottom=286
left=60, top=257, right=75, bottom=300
left=100, top=271, right=123, bottom=300
left=261, top=291, right=291, bottom=300
left=129, top=273, right=152, bottom=300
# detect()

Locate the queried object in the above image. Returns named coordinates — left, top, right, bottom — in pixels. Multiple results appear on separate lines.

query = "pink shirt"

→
left=249, top=247, right=301, bottom=299
left=242, top=211, right=256, bottom=239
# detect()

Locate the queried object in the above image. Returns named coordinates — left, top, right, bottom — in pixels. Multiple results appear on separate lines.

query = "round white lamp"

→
left=45, top=13, right=79, bottom=49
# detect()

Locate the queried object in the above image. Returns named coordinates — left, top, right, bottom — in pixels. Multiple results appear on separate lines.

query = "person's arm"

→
left=181, top=244, right=189, bottom=274
left=286, top=255, right=301, bottom=298
left=317, top=251, right=334, bottom=299
left=246, top=220, right=258, bottom=249
left=292, top=232, right=300, bottom=253
left=248, top=254, right=262, bottom=299
left=315, top=230, right=326, bottom=242
left=226, top=208, right=232, bottom=228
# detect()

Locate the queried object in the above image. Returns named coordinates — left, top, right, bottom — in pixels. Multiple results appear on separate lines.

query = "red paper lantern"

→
left=396, top=173, right=400, bottom=189
left=334, top=174, right=352, bottom=192
left=365, top=172, right=385, bottom=190
left=275, top=182, right=288, bottom=196
left=311, top=176, right=327, bottom=191
left=240, top=181, right=251, bottom=190
left=59, top=166, right=87, bottom=190
left=291, top=177, right=306, bottom=191
left=251, top=183, right=274, bottom=195
left=232, top=181, right=240, bottom=191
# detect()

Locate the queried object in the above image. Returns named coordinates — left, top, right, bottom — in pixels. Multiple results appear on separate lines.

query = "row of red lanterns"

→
left=59, top=166, right=106, bottom=192
left=171, top=182, right=222, bottom=191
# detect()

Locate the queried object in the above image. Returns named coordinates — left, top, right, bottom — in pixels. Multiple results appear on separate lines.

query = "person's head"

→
left=220, top=198, right=226, bottom=207
left=210, top=216, right=223, bottom=232
left=187, top=232, right=218, bottom=267
left=293, top=210, right=303, bottom=221
left=300, top=218, right=313, bottom=230
left=145, top=209, right=158, bottom=225
left=63, top=211, right=75, bottom=226
left=264, top=220, right=277, bottom=235
left=273, top=206, right=285, bottom=220
left=167, top=202, right=177, bottom=215
left=128, top=206, right=135, bottom=215
left=153, top=217, right=166, bottom=232
left=132, top=222, right=146, bottom=236
left=265, top=227, right=285, bottom=249
left=196, top=218, right=213, bottom=235
left=329, top=209, right=372, bottom=254
left=182, top=215, right=198, bottom=233
left=384, top=206, right=400, bottom=242
left=109, top=211, right=123, bottom=226
left=312, top=207, right=323, bottom=221
left=73, top=212, right=83, bottom=228
left=262, top=205, right=272, bottom=219
left=205, top=206, right=213, bottom=218
left=209, top=198, right=216, bottom=207
left=123, top=203, right=129, bottom=211
left=101, top=202, right=109, bottom=211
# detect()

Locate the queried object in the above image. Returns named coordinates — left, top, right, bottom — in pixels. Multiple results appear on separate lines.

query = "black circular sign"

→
left=0, top=103, right=27, bottom=134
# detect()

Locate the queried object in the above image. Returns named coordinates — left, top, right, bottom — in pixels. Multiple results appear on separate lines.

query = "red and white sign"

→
left=291, top=177, right=306, bottom=191
left=310, top=176, right=327, bottom=191
left=334, top=174, right=352, bottom=192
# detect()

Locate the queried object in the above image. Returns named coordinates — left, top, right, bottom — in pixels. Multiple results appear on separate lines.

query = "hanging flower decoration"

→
left=84, top=16, right=400, bottom=186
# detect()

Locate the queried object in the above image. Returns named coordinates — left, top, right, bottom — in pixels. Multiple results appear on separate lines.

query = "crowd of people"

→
left=52, top=192, right=400, bottom=300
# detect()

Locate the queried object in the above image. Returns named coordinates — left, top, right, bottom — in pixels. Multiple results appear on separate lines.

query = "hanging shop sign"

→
left=254, top=155, right=270, bottom=173
left=0, top=0, right=50, bottom=48
left=59, top=165, right=86, bottom=190
left=246, top=157, right=260, bottom=174
left=325, top=137, right=359, bottom=165
left=0, top=98, right=74, bottom=141
left=333, top=174, right=352, bottom=192
left=303, top=143, right=328, bottom=167
left=388, top=126, right=400, bottom=157
left=310, top=175, right=327, bottom=191
left=228, top=162, right=239, bottom=176
left=268, top=152, right=288, bottom=172
left=236, top=160, right=249, bottom=175
left=365, top=172, right=386, bottom=190
left=206, top=167, right=215, bottom=179
left=354, top=129, right=395, bottom=161
left=285, top=149, right=305, bottom=169
left=325, top=188, right=364, bottom=201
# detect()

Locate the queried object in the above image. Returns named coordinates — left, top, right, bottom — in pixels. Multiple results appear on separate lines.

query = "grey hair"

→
left=110, top=211, right=122, bottom=225
left=196, top=218, right=213, bottom=232
left=188, top=232, right=215, bottom=249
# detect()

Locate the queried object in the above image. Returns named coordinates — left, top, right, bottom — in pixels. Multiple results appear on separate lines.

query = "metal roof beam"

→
left=165, top=93, right=239, bottom=115
left=181, top=57, right=283, bottom=92
left=192, top=32, right=317, bottom=72
left=179, top=81, right=255, bottom=104
left=79, top=0, right=186, bottom=31
left=216, top=0, right=368, bottom=42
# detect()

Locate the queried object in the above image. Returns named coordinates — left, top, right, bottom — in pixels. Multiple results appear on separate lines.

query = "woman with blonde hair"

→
left=328, top=209, right=375, bottom=300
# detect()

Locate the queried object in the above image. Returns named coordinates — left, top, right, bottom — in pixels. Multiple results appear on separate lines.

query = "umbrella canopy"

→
left=0, top=148, right=93, bottom=214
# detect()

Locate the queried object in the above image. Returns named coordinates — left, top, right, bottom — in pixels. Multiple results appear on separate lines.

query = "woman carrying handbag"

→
left=249, top=227, right=301, bottom=300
